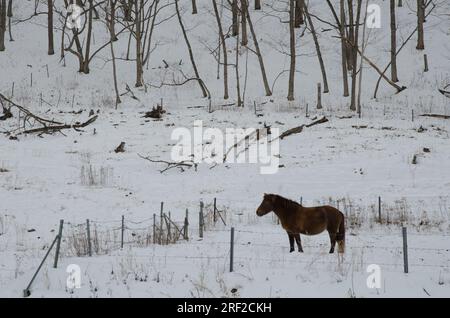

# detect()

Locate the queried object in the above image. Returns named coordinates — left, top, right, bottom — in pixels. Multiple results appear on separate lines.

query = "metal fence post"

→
left=153, top=213, right=156, bottom=244
left=121, top=215, right=124, bottom=249
left=402, top=226, right=409, bottom=273
left=378, top=196, right=382, bottom=223
left=53, top=219, right=64, bottom=268
left=184, top=208, right=189, bottom=240
left=230, top=227, right=235, bottom=272
left=86, top=219, right=92, bottom=257
left=199, top=201, right=204, bottom=238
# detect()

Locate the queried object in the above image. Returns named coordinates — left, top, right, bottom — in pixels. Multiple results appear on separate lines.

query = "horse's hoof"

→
left=289, top=249, right=295, bottom=253
left=298, top=249, right=303, bottom=253
left=329, top=250, right=334, bottom=254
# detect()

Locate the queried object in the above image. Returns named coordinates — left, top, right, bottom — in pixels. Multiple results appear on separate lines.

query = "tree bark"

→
left=7, top=0, right=12, bottom=41
left=0, top=0, right=6, bottom=51
left=416, top=0, right=424, bottom=49
left=82, top=0, right=94, bottom=74
left=108, top=0, right=121, bottom=108
left=287, top=0, right=295, bottom=101
left=48, top=0, right=54, bottom=55
left=232, top=0, right=238, bottom=36
left=241, top=0, right=248, bottom=45
left=235, top=14, right=242, bottom=107
left=175, top=0, right=208, bottom=97
left=135, top=0, right=144, bottom=87
left=294, top=0, right=304, bottom=28
left=349, top=0, right=361, bottom=111
left=245, top=0, right=271, bottom=96
left=390, top=0, right=398, bottom=82
left=304, top=3, right=329, bottom=93
left=212, top=0, right=229, bottom=99
left=255, top=0, right=261, bottom=10
left=339, top=0, right=349, bottom=97
left=192, top=0, right=197, bottom=14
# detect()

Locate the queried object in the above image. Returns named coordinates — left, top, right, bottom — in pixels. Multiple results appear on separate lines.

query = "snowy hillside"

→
left=0, top=0, right=449, bottom=298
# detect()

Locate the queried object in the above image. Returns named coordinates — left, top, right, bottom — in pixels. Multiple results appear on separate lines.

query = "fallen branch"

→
left=420, top=114, right=450, bottom=119
left=21, top=115, right=98, bottom=135
left=278, top=116, right=328, bottom=140
left=138, top=154, right=197, bottom=173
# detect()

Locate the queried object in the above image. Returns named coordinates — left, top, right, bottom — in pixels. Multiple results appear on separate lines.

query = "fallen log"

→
left=21, top=115, right=98, bottom=135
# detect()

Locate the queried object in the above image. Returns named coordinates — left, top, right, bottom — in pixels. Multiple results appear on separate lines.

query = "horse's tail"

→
left=336, top=213, right=345, bottom=253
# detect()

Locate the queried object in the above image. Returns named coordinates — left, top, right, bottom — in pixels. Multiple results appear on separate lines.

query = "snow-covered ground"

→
left=0, top=1, right=449, bottom=297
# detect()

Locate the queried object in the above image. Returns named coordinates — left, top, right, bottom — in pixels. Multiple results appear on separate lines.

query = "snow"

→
left=0, top=0, right=449, bottom=298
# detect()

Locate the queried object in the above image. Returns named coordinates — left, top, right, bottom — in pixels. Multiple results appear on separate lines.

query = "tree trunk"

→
left=339, top=0, right=349, bottom=97
left=390, top=0, right=398, bottom=82
left=255, top=0, right=261, bottom=10
left=346, top=0, right=354, bottom=71
left=235, top=14, right=242, bottom=107
left=357, top=0, right=369, bottom=115
left=7, top=0, right=12, bottom=41
left=212, top=0, right=229, bottom=99
left=398, top=0, right=402, bottom=7
left=109, top=0, right=121, bottom=108
left=192, top=0, right=197, bottom=14
left=82, top=0, right=94, bottom=74
left=175, top=0, right=208, bottom=97
left=232, top=0, right=238, bottom=36
left=349, top=0, right=361, bottom=111
left=245, top=0, right=271, bottom=96
left=241, top=0, right=248, bottom=45
left=0, top=0, right=6, bottom=51
left=287, top=0, right=295, bottom=101
left=294, top=0, right=304, bottom=28
left=135, top=0, right=144, bottom=87
left=48, top=0, right=54, bottom=55
left=304, top=3, right=328, bottom=93
left=416, top=0, right=424, bottom=50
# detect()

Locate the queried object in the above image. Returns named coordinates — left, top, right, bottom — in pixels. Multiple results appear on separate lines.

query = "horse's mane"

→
left=269, top=194, right=302, bottom=209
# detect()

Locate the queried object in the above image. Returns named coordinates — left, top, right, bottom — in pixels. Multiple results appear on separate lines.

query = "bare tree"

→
left=235, top=13, right=242, bottom=106
left=254, top=0, right=261, bottom=10
left=212, top=0, right=229, bottom=99
left=287, top=0, right=296, bottom=101
left=192, top=0, right=198, bottom=14
left=135, top=0, right=144, bottom=87
left=232, top=0, right=238, bottom=36
left=7, top=0, right=12, bottom=41
left=108, top=0, right=121, bottom=108
left=304, top=2, right=329, bottom=93
left=416, top=0, right=425, bottom=49
left=339, top=0, right=349, bottom=96
left=294, top=0, right=304, bottom=28
left=349, top=0, right=362, bottom=111
left=240, top=0, right=248, bottom=45
left=390, top=0, right=398, bottom=82
left=175, top=0, right=208, bottom=97
left=48, top=0, right=54, bottom=55
left=0, top=0, right=5, bottom=51
left=245, top=0, right=271, bottom=96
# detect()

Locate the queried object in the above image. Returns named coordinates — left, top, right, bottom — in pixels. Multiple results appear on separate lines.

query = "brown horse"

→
left=256, top=194, right=345, bottom=254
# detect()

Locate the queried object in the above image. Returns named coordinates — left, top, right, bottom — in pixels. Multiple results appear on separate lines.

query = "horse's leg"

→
left=294, top=234, right=303, bottom=253
left=328, top=231, right=337, bottom=253
left=287, top=233, right=295, bottom=253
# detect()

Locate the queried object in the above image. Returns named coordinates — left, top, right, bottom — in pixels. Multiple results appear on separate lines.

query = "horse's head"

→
left=256, top=193, right=276, bottom=216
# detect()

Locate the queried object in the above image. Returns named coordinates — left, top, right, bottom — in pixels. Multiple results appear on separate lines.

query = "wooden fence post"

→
left=423, top=54, right=429, bottom=72
left=53, top=219, right=64, bottom=268
left=230, top=227, right=235, bottom=272
left=184, top=209, right=189, bottom=240
left=167, top=212, right=171, bottom=244
left=86, top=219, right=92, bottom=257
left=402, top=226, right=409, bottom=273
left=121, top=215, right=124, bottom=249
left=199, top=201, right=204, bottom=238
left=317, top=83, right=322, bottom=109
